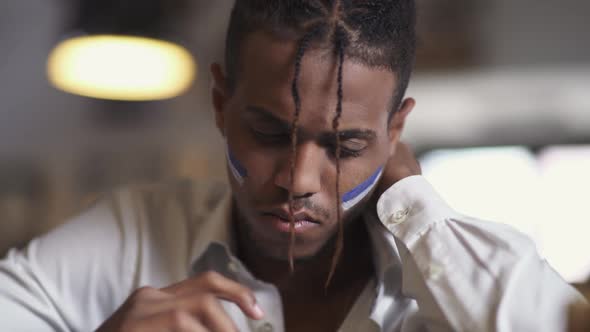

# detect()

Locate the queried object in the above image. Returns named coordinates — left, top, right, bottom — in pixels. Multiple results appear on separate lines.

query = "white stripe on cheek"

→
left=225, top=145, right=248, bottom=185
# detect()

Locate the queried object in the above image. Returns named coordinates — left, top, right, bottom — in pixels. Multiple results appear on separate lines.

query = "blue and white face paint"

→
left=225, top=145, right=248, bottom=185
left=341, top=166, right=384, bottom=211
left=226, top=139, right=381, bottom=210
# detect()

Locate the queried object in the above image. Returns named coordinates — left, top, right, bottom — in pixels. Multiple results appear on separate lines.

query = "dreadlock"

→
left=288, top=25, right=324, bottom=271
left=324, top=24, right=348, bottom=287
left=225, top=0, right=416, bottom=287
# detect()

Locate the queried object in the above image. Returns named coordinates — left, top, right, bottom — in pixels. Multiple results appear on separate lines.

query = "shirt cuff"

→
left=376, top=175, right=457, bottom=244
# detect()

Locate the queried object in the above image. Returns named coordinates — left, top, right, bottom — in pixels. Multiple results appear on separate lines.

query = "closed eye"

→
left=342, top=139, right=368, bottom=152
left=326, top=139, right=368, bottom=159
left=250, top=127, right=290, bottom=144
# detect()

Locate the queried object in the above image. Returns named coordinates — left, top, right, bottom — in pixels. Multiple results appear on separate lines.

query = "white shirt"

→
left=0, top=176, right=584, bottom=331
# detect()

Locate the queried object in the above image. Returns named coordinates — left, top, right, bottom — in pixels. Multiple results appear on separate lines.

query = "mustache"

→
left=254, top=193, right=332, bottom=221
left=289, top=197, right=332, bottom=220
left=250, top=188, right=333, bottom=221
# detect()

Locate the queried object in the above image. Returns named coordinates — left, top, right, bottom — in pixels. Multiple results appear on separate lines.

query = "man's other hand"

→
left=96, top=271, right=263, bottom=332
left=374, top=142, right=422, bottom=199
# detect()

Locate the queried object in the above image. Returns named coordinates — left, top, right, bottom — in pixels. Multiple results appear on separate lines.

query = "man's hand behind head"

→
left=373, top=142, right=422, bottom=200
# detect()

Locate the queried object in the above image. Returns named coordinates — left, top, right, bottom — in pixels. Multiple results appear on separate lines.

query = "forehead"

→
left=234, top=30, right=396, bottom=129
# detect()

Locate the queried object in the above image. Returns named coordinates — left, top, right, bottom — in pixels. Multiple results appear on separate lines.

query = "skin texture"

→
left=212, top=30, right=413, bottom=260
left=98, top=30, right=418, bottom=332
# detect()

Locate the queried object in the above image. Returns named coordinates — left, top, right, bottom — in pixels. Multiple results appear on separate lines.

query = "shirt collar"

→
left=188, top=191, right=236, bottom=268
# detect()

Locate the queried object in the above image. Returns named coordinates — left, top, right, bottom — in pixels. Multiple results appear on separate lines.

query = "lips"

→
left=259, top=208, right=322, bottom=234
left=263, top=208, right=321, bottom=225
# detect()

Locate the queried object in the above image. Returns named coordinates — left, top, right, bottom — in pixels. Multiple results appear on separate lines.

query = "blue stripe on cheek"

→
left=226, top=146, right=248, bottom=185
left=341, top=166, right=384, bottom=210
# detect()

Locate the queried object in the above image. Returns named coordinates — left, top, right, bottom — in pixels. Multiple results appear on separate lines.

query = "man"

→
left=0, top=0, right=585, bottom=331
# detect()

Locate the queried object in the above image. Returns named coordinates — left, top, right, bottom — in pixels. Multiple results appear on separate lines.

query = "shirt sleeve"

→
left=376, top=175, right=587, bottom=332
left=0, top=190, right=139, bottom=331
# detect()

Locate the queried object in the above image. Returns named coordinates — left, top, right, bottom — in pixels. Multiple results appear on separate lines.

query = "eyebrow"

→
left=244, top=105, right=377, bottom=140
left=244, top=105, right=290, bottom=130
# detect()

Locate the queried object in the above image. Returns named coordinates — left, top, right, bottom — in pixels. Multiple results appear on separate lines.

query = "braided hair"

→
left=225, top=0, right=416, bottom=287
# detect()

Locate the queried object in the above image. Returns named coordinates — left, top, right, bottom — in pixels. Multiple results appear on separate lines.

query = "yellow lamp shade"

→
left=47, top=35, right=196, bottom=101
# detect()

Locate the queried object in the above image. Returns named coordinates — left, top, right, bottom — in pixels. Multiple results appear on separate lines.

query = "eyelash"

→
left=251, top=129, right=290, bottom=144
left=331, top=146, right=365, bottom=159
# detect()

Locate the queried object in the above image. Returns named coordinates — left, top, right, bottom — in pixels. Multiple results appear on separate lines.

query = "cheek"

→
left=241, top=150, right=277, bottom=188
left=225, top=132, right=281, bottom=196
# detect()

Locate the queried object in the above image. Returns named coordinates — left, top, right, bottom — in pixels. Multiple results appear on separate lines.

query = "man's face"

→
left=212, top=31, right=412, bottom=261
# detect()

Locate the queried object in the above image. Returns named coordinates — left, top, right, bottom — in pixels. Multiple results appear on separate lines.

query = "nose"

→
left=274, top=142, right=322, bottom=198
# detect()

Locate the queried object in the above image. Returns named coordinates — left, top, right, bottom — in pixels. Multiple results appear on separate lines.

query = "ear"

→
left=387, top=97, right=415, bottom=156
left=210, top=63, right=229, bottom=137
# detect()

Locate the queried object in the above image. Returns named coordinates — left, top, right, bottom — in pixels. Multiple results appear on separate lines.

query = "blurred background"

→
left=0, top=0, right=589, bottom=291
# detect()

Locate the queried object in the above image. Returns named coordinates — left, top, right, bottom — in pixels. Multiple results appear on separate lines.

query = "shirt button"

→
left=387, top=207, right=410, bottom=226
left=257, top=322, right=274, bottom=332
left=227, top=261, right=239, bottom=273
left=428, top=264, right=444, bottom=280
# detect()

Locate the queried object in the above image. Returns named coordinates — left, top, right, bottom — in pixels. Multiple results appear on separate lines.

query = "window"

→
left=420, top=145, right=590, bottom=282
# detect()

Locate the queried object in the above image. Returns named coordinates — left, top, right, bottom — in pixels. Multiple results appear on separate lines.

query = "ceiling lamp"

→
left=46, top=0, right=196, bottom=101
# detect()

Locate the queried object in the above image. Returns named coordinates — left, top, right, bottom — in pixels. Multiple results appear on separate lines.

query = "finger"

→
left=130, top=286, right=173, bottom=302
left=200, top=272, right=264, bottom=320
left=395, top=142, right=421, bottom=173
left=163, top=271, right=239, bottom=295
left=125, top=287, right=176, bottom=317
left=164, top=271, right=264, bottom=320
left=128, top=293, right=238, bottom=331
left=132, top=309, right=209, bottom=332
left=195, top=295, right=239, bottom=332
